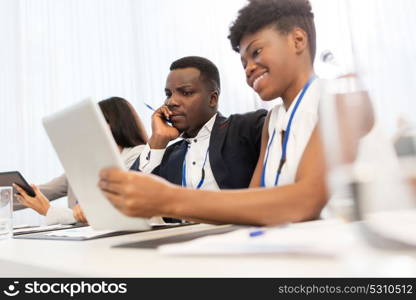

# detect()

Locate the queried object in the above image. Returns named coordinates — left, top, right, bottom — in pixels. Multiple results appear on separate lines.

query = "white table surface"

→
left=1, top=220, right=416, bottom=277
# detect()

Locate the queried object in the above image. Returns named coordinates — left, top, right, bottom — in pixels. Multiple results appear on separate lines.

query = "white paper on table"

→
left=13, top=224, right=73, bottom=234
left=364, top=209, right=416, bottom=246
left=43, top=226, right=116, bottom=238
left=13, top=224, right=32, bottom=229
left=158, top=219, right=353, bottom=257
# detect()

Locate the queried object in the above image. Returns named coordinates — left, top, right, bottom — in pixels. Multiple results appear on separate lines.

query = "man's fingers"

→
left=160, top=106, right=171, bottom=120
left=99, top=168, right=126, bottom=183
left=98, top=180, right=125, bottom=195
left=102, top=191, right=125, bottom=209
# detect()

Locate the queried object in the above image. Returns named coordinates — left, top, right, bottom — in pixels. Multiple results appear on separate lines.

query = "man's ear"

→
left=291, top=27, right=308, bottom=55
left=209, top=90, right=219, bottom=108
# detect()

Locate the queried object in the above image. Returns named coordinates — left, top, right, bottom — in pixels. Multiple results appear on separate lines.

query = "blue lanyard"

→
left=260, top=76, right=316, bottom=187
left=181, top=143, right=209, bottom=189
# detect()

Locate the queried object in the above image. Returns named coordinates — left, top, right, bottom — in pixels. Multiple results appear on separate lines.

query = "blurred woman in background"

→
left=14, top=97, right=148, bottom=225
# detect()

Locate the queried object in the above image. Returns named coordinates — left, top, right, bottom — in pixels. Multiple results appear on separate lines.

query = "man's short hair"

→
left=170, top=56, right=221, bottom=94
left=228, top=0, right=316, bottom=62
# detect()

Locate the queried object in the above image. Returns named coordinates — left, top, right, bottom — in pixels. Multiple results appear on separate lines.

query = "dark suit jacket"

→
left=132, top=110, right=267, bottom=189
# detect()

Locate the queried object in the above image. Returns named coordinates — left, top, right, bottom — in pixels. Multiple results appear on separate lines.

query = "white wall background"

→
left=1, top=0, right=415, bottom=224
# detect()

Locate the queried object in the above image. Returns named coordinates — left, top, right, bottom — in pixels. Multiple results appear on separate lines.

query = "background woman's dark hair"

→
left=98, top=97, right=148, bottom=148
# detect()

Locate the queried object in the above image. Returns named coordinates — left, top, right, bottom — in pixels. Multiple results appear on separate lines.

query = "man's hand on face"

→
left=148, top=105, right=180, bottom=149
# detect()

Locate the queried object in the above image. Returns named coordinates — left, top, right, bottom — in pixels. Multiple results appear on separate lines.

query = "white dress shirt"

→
left=263, top=79, right=322, bottom=187
left=44, top=144, right=146, bottom=225
left=139, top=113, right=220, bottom=190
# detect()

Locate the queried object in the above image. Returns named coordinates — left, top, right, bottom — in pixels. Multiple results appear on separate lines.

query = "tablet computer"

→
left=0, top=171, right=36, bottom=197
left=42, top=98, right=150, bottom=231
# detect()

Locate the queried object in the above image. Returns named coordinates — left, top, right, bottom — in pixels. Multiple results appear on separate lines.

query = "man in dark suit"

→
left=132, top=56, right=266, bottom=190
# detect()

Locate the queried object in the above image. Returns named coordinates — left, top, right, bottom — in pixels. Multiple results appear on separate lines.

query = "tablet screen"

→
left=0, top=171, right=36, bottom=197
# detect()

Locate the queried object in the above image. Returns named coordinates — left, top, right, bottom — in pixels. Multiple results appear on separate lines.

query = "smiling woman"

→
left=239, top=26, right=314, bottom=106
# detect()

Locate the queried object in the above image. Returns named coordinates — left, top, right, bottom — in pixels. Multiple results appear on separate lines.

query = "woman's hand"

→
left=98, top=168, right=174, bottom=218
left=72, top=204, right=88, bottom=224
left=14, top=184, right=51, bottom=215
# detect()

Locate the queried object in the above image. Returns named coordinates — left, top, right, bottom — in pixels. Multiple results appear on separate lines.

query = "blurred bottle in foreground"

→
left=393, top=116, right=416, bottom=198
left=319, top=50, right=416, bottom=252
left=319, top=50, right=375, bottom=221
